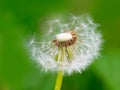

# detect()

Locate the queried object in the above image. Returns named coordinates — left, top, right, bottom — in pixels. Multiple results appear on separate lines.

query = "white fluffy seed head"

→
left=29, top=15, right=103, bottom=75
left=56, top=33, right=72, bottom=42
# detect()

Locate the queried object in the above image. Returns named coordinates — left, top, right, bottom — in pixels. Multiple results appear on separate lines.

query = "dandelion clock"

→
left=28, top=14, right=102, bottom=90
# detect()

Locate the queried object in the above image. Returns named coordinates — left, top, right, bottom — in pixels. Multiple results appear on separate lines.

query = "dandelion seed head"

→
left=29, top=14, right=103, bottom=75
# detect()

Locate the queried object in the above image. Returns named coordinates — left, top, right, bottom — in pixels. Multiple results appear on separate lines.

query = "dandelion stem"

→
left=54, top=71, right=63, bottom=90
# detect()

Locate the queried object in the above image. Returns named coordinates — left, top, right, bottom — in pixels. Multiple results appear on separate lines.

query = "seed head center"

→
left=56, top=33, right=72, bottom=42
left=53, top=31, right=77, bottom=47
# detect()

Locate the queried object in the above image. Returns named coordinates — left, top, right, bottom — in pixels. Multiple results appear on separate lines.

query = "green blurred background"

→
left=0, top=0, right=120, bottom=90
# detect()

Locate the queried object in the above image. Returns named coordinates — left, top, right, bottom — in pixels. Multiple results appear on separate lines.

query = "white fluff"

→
left=29, top=15, right=102, bottom=75
left=56, top=33, right=72, bottom=42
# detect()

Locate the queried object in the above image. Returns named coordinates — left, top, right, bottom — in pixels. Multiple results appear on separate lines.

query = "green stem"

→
left=54, top=71, right=63, bottom=90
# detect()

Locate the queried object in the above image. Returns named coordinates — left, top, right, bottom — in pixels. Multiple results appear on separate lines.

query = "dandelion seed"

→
left=29, top=15, right=102, bottom=75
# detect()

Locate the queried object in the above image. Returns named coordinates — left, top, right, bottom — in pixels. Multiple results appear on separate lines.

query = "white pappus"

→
left=29, top=15, right=102, bottom=75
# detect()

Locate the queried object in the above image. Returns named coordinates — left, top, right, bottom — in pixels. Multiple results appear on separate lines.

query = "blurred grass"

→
left=94, top=50, right=120, bottom=90
left=0, top=0, right=120, bottom=90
